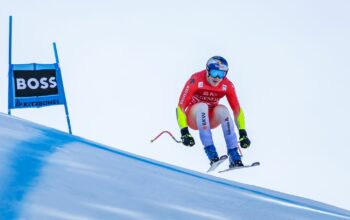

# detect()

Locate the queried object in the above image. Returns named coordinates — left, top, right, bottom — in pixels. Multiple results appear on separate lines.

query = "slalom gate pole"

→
left=53, top=42, right=72, bottom=134
left=150, top=130, right=182, bottom=143
left=8, top=16, right=13, bottom=115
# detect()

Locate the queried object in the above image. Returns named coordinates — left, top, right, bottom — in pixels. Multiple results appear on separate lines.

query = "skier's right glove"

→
left=180, top=127, right=195, bottom=147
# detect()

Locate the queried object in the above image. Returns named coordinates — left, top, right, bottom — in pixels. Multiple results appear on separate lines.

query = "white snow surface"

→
left=0, top=113, right=349, bottom=220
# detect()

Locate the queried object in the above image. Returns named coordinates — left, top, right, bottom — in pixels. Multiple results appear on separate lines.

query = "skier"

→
left=176, top=56, right=251, bottom=168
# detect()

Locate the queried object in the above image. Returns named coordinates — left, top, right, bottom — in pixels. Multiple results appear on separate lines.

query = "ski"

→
left=218, top=162, right=260, bottom=173
left=207, top=155, right=228, bottom=172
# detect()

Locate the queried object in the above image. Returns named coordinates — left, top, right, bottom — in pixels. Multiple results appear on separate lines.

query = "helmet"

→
left=206, top=56, right=229, bottom=72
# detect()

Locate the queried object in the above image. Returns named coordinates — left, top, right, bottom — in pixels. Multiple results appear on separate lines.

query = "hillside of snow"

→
left=1, top=113, right=349, bottom=220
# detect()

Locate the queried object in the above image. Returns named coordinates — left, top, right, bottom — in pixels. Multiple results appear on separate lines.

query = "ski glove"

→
left=180, top=127, right=195, bottom=147
left=239, top=129, right=251, bottom=149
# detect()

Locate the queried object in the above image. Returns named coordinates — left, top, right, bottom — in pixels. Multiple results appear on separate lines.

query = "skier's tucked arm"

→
left=176, top=77, right=197, bottom=146
left=226, top=83, right=245, bottom=130
left=226, top=82, right=251, bottom=148
left=176, top=107, right=187, bottom=129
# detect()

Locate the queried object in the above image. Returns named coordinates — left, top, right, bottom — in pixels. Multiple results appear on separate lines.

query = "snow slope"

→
left=0, top=113, right=349, bottom=220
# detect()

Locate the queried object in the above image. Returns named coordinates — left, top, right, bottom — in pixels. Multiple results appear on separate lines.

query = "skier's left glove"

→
left=239, top=129, right=251, bottom=148
left=180, top=127, right=195, bottom=147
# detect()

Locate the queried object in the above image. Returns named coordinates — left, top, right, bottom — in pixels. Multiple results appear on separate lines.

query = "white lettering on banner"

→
left=40, top=78, right=49, bottom=89
left=49, top=77, right=57, bottom=88
left=16, top=77, right=57, bottom=90
left=27, top=78, right=40, bottom=89
left=16, top=78, right=26, bottom=90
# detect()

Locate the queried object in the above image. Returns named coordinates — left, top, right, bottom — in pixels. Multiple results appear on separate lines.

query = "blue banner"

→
left=8, top=16, right=72, bottom=134
left=8, top=63, right=67, bottom=109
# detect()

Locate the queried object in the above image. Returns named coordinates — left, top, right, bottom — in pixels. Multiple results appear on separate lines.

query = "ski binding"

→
left=207, top=155, right=228, bottom=172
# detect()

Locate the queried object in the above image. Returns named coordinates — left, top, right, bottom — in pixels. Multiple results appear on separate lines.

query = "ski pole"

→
left=151, top=130, right=244, bottom=156
left=150, top=130, right=182, bottom=143
left=237, top=143, right=244, bottom=157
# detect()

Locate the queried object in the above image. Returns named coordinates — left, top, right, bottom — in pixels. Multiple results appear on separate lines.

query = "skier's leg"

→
left=212, top=105, right=242, bottom=164
left=187, top=103, right=218, bottom=161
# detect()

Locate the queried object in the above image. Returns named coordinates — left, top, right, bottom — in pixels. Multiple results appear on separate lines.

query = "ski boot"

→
left=204, top=145, right=219, bottom=165
left=229, top=160, right=244, bottom=168
left=210, top=157, right=220, bottom=166
left=228, top=148, right=244, bottom=168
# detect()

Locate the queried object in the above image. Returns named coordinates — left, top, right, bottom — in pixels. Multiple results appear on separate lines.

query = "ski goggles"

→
left=208, top=69, right=226, bottom=79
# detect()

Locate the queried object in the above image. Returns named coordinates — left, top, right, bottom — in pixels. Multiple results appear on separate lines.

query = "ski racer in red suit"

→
left=176, top=56, right=251, bottom=167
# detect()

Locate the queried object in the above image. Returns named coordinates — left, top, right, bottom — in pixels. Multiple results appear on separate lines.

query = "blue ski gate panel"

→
left=8, top=63, right=67, bottom=109
left=7, top=16, right=72, bottom=134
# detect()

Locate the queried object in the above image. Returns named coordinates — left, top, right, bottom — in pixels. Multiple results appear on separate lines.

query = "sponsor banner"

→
left=14, top=69, right=58, bottom=97
left=8, top=63, right=66, bottom=109
left=14, top=97, right=62, bottom=109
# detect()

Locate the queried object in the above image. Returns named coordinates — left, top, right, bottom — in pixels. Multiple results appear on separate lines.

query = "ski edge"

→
left=206, top=155, right=228, bottom=172
left=218, top=161, right=260, bottom=173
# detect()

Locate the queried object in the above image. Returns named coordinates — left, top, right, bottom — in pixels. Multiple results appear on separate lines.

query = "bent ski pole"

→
left=151, top=130, right=182, bottom=143
left=151, top=130, right=244, bottom=156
